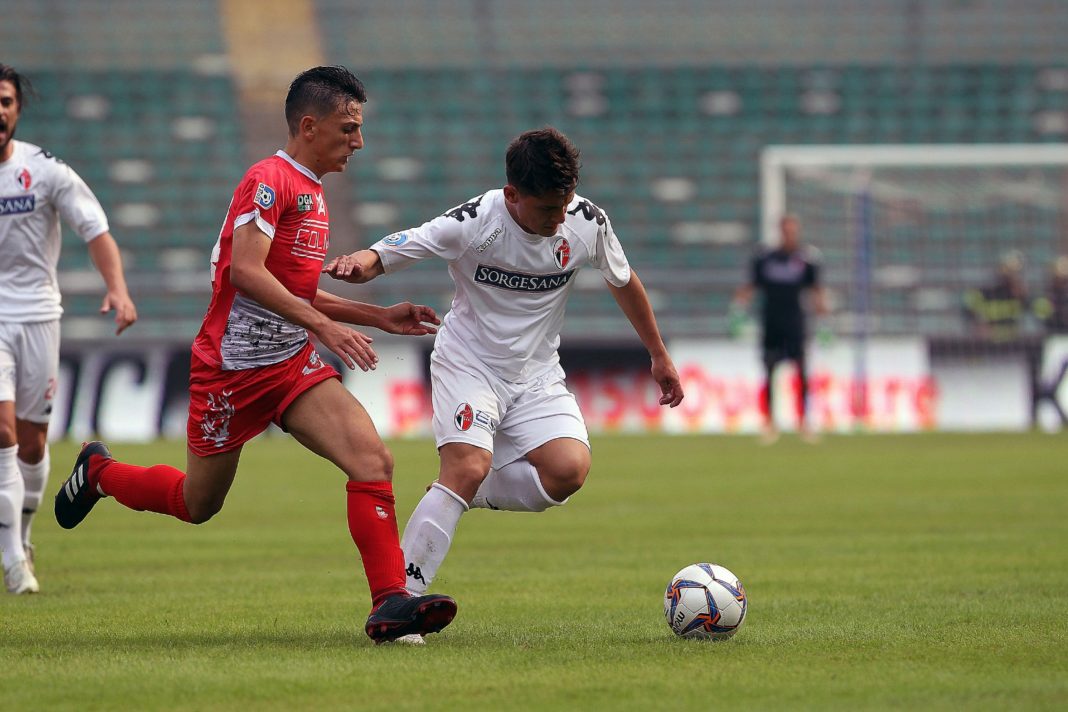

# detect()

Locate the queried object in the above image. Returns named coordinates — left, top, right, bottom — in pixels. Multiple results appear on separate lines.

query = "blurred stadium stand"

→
left=2, top=0, right=1066, bottom=340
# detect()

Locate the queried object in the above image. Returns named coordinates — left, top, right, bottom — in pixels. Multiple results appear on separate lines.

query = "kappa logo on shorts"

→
left=454, top=403, right=474, bottom=431
left=254, top=182, right=276, bottom=210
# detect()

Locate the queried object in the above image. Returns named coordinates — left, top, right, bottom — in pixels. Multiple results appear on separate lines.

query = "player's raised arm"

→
left=323, top=248, right=383, bottom=283
left=606, top=271, right=684, bottom=408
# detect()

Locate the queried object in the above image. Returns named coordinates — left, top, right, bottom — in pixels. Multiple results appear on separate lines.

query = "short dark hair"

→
left=284, top=65, right=366, bottom=136
left=506, top=127, right=581, bottom=196
left=0, top=63, right=35, bottom=109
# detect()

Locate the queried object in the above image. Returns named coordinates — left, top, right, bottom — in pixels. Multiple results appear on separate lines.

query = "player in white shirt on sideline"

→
left=0, top=64, right=137, bottom=594
left=325, top=127, right=685, bottom=637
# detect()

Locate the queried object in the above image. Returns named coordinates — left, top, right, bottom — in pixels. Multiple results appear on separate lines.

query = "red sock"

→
left=758, top=383, right=771, bottom=421
left=345, top=480, right=407, bottom=607
left=96, top=460, right=191, bottom=522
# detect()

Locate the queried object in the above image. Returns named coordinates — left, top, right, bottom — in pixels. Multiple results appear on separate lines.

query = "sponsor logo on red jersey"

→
left=454, top=402, right=474, bottom=431
left=553, top=237, right=571, bottom=269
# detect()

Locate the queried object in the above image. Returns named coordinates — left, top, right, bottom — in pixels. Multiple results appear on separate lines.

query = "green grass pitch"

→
left=2, top=433, right=1066, bottom=710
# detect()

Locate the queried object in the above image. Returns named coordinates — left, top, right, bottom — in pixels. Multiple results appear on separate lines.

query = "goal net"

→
left=759, top=144, right=1068, bottom=430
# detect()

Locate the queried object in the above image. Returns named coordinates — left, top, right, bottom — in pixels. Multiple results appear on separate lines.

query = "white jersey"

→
left=371, top=189, right=631, bottom=381
left=0, top=140, right=109, bottom=323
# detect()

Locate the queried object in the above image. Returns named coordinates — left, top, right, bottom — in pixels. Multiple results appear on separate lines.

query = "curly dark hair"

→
left=284, top=65, right=367, bottom=136
left=0, top=63, right=35, bottom=109
left=505, top=127, right=582, bottom=196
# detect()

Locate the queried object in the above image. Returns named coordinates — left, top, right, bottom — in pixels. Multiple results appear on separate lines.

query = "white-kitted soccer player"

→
left=0, top=64, right=137, bottom=594
left=325, top=127, right=685, bottom=632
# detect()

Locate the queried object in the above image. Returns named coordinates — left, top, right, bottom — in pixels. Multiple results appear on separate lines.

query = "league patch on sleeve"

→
left=254, top=182, right=276, bottom=210
left=381, top=232, right=408, bottom=247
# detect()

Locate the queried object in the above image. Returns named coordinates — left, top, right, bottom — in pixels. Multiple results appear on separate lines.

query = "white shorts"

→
left=0, top=320, right=61, bottom=423
left=430, top=349, right=590, bottom=469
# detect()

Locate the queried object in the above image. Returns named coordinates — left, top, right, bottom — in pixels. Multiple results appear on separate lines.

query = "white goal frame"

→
left=760, top=143, right=1068, bottom=245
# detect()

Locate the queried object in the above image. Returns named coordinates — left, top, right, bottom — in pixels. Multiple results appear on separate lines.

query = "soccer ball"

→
left=664, top=563, right=747, bottom=640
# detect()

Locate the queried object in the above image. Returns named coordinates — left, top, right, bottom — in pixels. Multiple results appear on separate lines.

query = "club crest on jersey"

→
left=296, top=193, right=313, bottom=212
left=454, top=403, right=474, bottom=431
left=382, top=232, right=408, bottom=247
left=254, top=182, right=276, bottom=210
left=16, top=168, right=31, bottom=190
left=553, top=237, right=571, bottom=269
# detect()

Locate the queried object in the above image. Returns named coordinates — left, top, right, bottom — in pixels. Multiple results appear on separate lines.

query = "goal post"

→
left=759, top=144, right=1068, bottom=430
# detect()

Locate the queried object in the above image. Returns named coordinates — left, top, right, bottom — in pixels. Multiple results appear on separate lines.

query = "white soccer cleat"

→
left=386, top=634, right=426, bottom=646
left=4, top=559, right=40, bottom=594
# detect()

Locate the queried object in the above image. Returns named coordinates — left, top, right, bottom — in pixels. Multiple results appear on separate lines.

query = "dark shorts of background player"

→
left=186, top=341, right=340, bottom=457
left=762, top=331, right=806, bottom=369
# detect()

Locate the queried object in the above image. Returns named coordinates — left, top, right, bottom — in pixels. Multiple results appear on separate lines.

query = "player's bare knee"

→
left=16, top=441, right=45, bottom=464
left=540, top=463, right=588, bottom=500
left=344, top=444, right=394, bottom=483
left=184, top=495, right=224, bottom=524
left=537, top=450, right=590, bottom=500
left=456, top=466, right=489, bottom=493
left=0, top=423, right=16, bottom=448
left=439, top=462, right=490, bottom=502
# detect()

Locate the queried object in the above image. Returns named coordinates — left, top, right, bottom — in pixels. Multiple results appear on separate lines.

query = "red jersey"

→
left=192, top=151, right=330, bottom=370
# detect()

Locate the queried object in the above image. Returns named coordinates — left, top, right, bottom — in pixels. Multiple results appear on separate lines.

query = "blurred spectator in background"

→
left=963, top=250, right=1029, bottom=340
left=1033, top=255, right=1068, bottom=333
left=733, top=215, right=827, bottom=444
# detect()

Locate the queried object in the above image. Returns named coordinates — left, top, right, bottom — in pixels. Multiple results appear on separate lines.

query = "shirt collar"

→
left=275, top=150, right=321, bottom=184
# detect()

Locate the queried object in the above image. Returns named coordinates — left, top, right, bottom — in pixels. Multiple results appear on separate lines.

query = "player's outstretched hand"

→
left=101, top=291, right=138, bottom=335
left=323, top=253, right=365, bottom=282
left=652, top=357, right=684, bottom=408
left=379, top=302, right=441, bottom=336
left=316, top=321, right=379, bottom=371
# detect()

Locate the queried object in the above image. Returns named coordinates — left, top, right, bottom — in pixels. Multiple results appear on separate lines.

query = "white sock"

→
left=471, top=458, right=567, bottom=512
left=0, top=445, right=26, bottom=568
left=19, top=448, right=49, bottom=550
left=399, top=483, right=468, bottom=594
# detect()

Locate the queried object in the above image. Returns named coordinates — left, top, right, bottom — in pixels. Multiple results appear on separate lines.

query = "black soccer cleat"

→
left=365, top=593, right=457, bottom=644
left=54, top=441, right=112, bottom=530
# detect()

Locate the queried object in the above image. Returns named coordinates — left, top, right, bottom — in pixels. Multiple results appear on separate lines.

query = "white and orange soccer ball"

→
left=664, top=563, right=747, bottom=640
